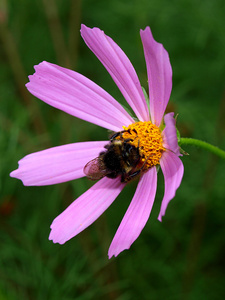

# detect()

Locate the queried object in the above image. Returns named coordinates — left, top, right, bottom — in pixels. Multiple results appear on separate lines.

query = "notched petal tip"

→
left=108, top=247, right=130, bottom=259
left=140, top=26, right=152, bottom=38
left=80, top=24, right=99, bottom=33
left=108, top=244, right=131, bottom=259
left=25, top=61, right=52, bottom=90
left=48, top=227, right=65, bottom=245
left=10, top=167, right=27, bottom=186
left=10, top=169, right=17, bottom=178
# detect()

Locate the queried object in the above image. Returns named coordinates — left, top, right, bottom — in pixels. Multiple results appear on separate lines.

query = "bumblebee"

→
left=84, top=130, right=148, bottom=183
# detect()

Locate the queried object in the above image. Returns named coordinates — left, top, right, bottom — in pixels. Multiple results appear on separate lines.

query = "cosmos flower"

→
left=10, top=25, right=184, bottom=258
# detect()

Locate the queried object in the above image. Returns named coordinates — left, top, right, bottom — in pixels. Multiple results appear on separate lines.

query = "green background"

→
left=0, top=0, right=225, bottom=299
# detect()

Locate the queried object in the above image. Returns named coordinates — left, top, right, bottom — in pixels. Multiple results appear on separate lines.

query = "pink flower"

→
left=10, top=25, right=184, bottom=258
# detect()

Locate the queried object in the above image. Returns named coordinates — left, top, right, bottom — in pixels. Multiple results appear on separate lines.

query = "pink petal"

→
left=10, top=141, right=107, bottom=186
left=49, top=177, right=125, bottom=244
left=108, top=167, right=157, bottom=258
left=162, top=112, right=181, bottom=156
left=140, top=27, right=172, bottom=127
left=158, top=151, right=184, bottom=221
left=81, top=25, right=149, bottom=122
left=26, top=61, right=134, bottom=132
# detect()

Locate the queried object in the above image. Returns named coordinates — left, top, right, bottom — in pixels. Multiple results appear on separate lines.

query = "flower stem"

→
left=179, top=138, right=225, bottom=160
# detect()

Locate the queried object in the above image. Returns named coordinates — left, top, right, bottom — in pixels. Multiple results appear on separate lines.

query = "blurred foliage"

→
left=0, top=0, right=225, bottom=299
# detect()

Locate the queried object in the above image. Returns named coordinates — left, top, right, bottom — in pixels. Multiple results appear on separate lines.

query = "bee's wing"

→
left=83, top=157, right=107, bottom=180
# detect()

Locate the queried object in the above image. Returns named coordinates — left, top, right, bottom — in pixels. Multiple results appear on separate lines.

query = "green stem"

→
left=179, top=138, right=225, bottom=160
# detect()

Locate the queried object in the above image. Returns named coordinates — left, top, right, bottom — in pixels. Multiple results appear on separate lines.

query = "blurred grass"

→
left=0, top=0, right=225, bottom=299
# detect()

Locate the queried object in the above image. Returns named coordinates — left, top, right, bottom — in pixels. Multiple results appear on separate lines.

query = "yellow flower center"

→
left=121, top=121, right=165, bottom=170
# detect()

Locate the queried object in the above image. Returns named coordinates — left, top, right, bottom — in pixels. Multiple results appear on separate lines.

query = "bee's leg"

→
left=121, top=173, right=125, bottom=183
left=124, top=138, right=133, bottom=143
left=110, top=131, right=124, bottom=141
left=136, top=139, right=144, bottom=157
left=125, top=154, right=153, bottom=182
left=104, top=144, right=110, bottom=149
left=106, top=172, right=118, bottom=179
left=137, top=139, right=140, bottom=149
left=99, top=150, right=106, bottom=155
left=124, top=128, right=137, bottom=137
left=110, top=129, right=134, bottom=141
left=126, top=130, right=139, bottom=143
left=125, top=166, right=146, bottom=182
left=124, top=169, right=141, bottom=182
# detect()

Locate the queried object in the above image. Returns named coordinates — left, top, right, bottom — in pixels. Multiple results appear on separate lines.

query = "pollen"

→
left=121, top=121, right=165, bottom=170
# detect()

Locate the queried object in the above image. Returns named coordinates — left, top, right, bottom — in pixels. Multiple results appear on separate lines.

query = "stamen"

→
left=121, top=121, right=165, bottom=170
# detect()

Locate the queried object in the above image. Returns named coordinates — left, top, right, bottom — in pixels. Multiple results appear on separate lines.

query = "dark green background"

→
left=0, top=0, right=225, bottom=299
